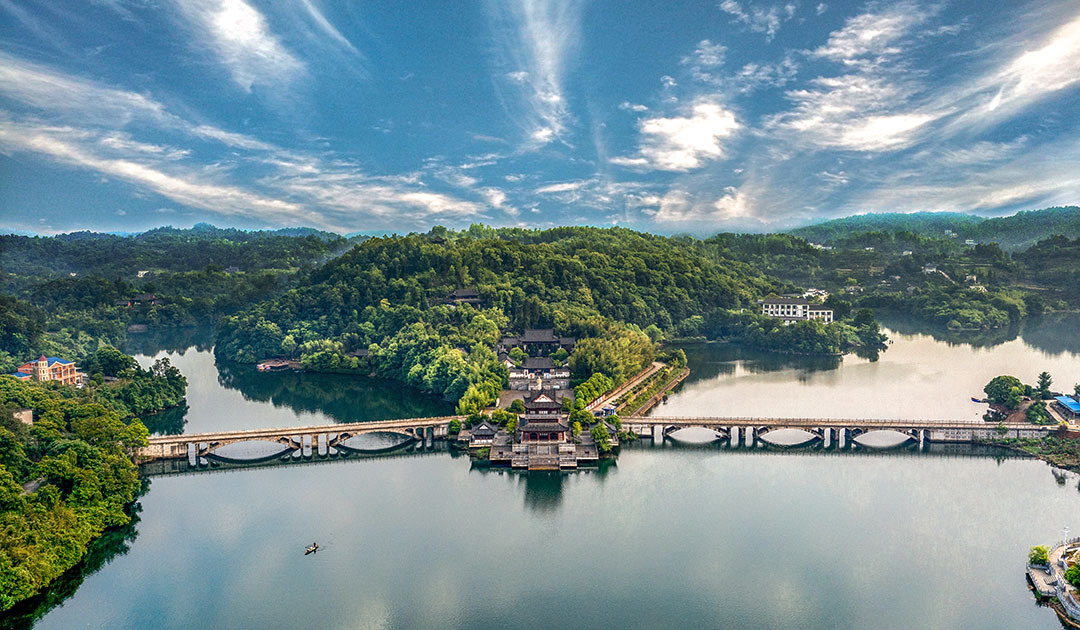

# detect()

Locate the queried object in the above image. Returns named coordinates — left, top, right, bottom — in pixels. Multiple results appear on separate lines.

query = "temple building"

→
left=499, top=329, right=575, bottom=355
left=508, top=356, right=570, bottom=391
left=481, top=389, right=603, bottom=470
left=447, top=288, right=482, bottom=305
left=9, top=356, right=84, bottom=386
left=518, top=390, right=568, bottom=442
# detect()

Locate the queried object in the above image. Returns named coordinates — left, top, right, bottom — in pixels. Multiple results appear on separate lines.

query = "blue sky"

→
left=0, top=0, right=1078, bottom=234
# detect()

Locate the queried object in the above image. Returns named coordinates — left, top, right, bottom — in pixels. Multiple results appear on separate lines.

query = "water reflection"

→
left=122, top=326, right=215, bottom=356
left=877, top=312, right=1080, bottom=356
left=214, top=360, right=453, bottom=424
left=139, top=403, right=188, bottom=435
left=131, top=348, right=453, bottom=434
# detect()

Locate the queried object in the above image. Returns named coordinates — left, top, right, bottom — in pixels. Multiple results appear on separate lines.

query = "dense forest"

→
left=216, top=227, right=887, bottom=412
left=0, top=379, right=148, bottom=611
left=0, top=225, right=354, bottom=374
left=0, top=223, right=347, bottom=283
left=789, top=206, right=1080, bottom=251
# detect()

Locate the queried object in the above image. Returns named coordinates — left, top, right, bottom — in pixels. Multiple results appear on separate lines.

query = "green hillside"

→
left=215, top=227, right=887, bottom=412
left=789, top=206, right=1080, bottom=250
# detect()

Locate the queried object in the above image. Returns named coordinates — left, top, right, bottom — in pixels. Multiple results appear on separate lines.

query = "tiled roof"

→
left=521, top=329, right=557, bottom=343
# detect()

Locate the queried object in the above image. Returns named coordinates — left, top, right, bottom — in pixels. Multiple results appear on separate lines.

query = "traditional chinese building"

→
left=447, top=288, right=482, bottom=305
left=499, top=329, right=575, bottom=355
left=9, top=356, right=84, bottom=385
left=508, top=356, right=571, bottom=391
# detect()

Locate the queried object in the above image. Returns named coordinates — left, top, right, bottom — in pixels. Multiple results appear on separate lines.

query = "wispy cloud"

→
left=767, top=2, right=940, bottom=152
left=485, top=0, right=585, bottom=146
left=174, top=0, right=305, bottom=92
left=0, top=53, right=494, bottom=230
left=0, top=119, right=324, bottom=227
left=947, top=12, right=1080, bottom=130
left=297, top=0, right=360, bottom=55
left=718, top=0, right=797, bottom=42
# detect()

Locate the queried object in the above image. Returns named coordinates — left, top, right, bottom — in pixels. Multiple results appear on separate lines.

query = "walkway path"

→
left=586, top=362, right=664, bottom=411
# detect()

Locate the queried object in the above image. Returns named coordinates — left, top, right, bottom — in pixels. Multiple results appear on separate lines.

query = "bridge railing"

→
left=620, top=416, right=1026, bottom=427
left=145, top=415, right=466, bottom=444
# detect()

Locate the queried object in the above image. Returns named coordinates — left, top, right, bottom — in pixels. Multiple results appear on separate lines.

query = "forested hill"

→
left=0, top=223, right=350, bottom=281
left=788, top=206, right=1080, bottom=250
left=215, top=227, right=782, bottom=412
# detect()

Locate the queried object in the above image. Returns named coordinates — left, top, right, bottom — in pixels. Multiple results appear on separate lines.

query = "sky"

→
left=0, top=0, right=1078, bottom=235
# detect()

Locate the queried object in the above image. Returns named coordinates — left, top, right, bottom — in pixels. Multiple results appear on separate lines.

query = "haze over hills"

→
left=788, top=206, right=1080, bottom=251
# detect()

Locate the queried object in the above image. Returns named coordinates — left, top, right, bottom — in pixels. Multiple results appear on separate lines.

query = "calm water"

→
left=6, top=317, right=1080, bottom=629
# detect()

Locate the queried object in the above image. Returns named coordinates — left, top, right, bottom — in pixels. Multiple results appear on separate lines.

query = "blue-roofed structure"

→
left=1054, top=395, right=1080, bottom=417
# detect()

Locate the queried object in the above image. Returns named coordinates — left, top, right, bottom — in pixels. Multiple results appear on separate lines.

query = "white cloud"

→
left=0, top=52, right=286, bottom=154
left=481, top=186, right=519, bottom=216
left=618, top=102, right=649, bottom=112
left=645, top=187, right=753, bottom=223
left=0, top=52, right=166, bottom=125
left=613, top=102, right=740, bottom=171
left=768, top=4, right=942, bottom=152
left=718, top=0, right=796, bottom=42
left=976, top=14, right=1080, bottom=117
left=535, top=180, right=588, bottom=194
left=682, top=39, right=726, bottom=81
left=486, top=0, right=585, bottom=146
left=176, top=0, right=305, bottom=91
left=0, top=120, right=326, bottom=227
left=811, top=1, right=933, bottom=66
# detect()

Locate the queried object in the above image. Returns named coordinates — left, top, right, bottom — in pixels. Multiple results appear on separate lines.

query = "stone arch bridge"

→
left=618, top=416, right=1051, bottom=447
left=138, top=416, right=464, bottom=463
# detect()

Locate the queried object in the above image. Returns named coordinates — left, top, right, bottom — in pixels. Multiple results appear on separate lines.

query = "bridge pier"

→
left=745, top=426, right=755, bottom=447
left=838, top=428, right=847, bottom=449
left=823, top=427, right=832, bottom=449
left=653, top=425, right=662, bottom=442
left=729, top=426, right=740, bottom=447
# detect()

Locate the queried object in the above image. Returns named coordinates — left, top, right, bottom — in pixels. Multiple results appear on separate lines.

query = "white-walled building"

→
left=758, top=298, right=833, bottom=323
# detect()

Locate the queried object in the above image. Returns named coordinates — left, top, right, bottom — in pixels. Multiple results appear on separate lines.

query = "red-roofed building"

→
left=10, top=356, right=84, bottom=386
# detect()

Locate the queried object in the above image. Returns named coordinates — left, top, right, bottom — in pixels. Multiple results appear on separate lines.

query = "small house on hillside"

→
left=448, top=288, right=482, bottom=305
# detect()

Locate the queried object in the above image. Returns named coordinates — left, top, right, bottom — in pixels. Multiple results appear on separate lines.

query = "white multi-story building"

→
left=758, top=298, right=833, bottom=323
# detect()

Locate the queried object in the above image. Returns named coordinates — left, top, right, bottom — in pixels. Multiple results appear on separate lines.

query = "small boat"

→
left=971, top=397, right=984, bottom=403
left=305, top=542, right=319, bottom=555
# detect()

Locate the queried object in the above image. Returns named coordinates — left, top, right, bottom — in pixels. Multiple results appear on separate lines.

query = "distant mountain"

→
left=789, top=206, right=1080, bottom=251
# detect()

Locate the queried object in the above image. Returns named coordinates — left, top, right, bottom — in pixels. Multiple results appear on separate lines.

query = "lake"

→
left=5, top=316, right=1079, bottom=629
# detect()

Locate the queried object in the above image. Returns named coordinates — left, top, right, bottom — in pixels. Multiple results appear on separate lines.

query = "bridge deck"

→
left=618, top=416, right=1033, bottom=430
left=146, top=415, right=464, bottom=447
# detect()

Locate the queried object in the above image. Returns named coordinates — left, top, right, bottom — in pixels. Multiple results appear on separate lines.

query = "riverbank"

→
left=979, top=436, right=1080, bottom=472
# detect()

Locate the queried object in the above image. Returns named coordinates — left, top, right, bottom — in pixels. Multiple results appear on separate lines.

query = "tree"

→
left=448, top=419, right=461, bottom=434
left=504, top=416, right=517, bottom=434
left=853, top=308, right=876, bottom=328
left=1029, top=545, right=1049, bottom=566
left=984, top=375, right=1023, bottom=406
left=1036, top=371, right=1052, bottom=399
left=591, top=423, right=612, bottom=453
left=1074, top=383, right=1080, bottom=398
left=508, top=399, right=525, bottom=414
left=824, top=294, right=852, bottom=320
left=1026, top=400, right=1051, bottom=425
left=1066, top=563, right=1080, bottom=589
left=86, top=346, right=138, bottom=378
